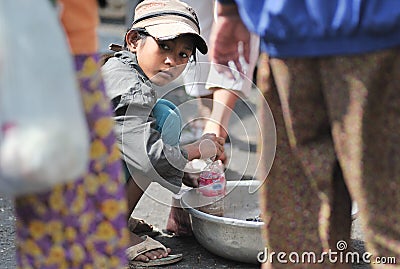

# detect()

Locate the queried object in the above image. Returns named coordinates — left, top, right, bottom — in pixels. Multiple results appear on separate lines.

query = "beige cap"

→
left=131, top=0, right=208, bottom=54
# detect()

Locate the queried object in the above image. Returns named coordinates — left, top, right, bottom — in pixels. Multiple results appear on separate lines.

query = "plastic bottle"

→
left=198, top=160, right=226, bottom=216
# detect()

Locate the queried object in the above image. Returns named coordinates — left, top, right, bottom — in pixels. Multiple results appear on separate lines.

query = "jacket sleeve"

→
left=113, top=82, right=187, bottom=193
left=217, top=0, right=235, bottom=4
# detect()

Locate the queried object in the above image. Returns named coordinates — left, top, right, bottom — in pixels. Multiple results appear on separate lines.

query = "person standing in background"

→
left=180, top=0, right=259, bottom=147
left=15, top=1, right=129, bottom=268
left=210, top=1, right=400, bottom=268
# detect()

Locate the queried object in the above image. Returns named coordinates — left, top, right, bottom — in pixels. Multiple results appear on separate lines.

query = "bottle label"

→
left=198, top=171, right=226, bottom=197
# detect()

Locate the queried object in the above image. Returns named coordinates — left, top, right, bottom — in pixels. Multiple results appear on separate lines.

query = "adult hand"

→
left=209, top=2, right=251, bottom=77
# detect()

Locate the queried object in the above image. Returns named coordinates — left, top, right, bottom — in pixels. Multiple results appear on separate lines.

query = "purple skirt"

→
left=15, top=55, right=128, bottom=268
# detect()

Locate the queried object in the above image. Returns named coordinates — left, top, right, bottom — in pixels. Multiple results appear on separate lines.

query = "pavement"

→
left=0, top=14, right=370, bottom=269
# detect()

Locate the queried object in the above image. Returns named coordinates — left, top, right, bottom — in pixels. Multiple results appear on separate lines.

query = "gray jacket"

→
left=102, top=50, right=187, bottom=193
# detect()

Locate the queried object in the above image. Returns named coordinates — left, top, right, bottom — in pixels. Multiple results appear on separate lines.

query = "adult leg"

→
left=261, top=55, right=352, bottom=268
left=320, top=48, right=400, bottom=268
left=258, top=54, right=328, bottom=269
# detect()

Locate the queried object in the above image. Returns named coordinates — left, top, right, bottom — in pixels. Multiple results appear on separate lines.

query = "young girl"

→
left=102, top=0, right=225, bottom=266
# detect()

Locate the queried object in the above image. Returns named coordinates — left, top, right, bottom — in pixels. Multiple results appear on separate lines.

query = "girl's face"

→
left=127, top=31, right=194, bottom=86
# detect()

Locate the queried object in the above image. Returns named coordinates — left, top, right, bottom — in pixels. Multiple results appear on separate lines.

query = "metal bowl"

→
left=181, top=180, right=265, bottom=264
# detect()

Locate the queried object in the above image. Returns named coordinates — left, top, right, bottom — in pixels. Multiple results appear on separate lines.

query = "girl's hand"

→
left=183, top=133, right=225, bottom=161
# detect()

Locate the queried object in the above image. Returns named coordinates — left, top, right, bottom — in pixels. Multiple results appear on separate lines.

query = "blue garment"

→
left=220, top=0, right=400, bottom=57
left=122, top=99, right=182, bottom=181
left=152, top=98, right=182, bottom=146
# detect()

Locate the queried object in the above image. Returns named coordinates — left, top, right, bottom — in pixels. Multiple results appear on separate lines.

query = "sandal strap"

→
left=126, top=236, right=168, bottom=261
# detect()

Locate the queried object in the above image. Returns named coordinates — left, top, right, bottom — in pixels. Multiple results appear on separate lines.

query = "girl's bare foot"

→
left=128, top=232, right=170, bottom=262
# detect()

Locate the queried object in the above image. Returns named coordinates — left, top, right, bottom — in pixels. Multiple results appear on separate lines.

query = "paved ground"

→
left=0, top=196, right=15, bottom=268
left=0, top=15, right=370, bottom=269
left=0, top=95, right=370, bottom=268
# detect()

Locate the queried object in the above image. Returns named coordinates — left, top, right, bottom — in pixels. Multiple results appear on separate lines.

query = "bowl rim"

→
left=180, top=180, right=265, bottom=228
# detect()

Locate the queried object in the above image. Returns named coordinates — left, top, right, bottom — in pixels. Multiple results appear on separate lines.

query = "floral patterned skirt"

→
left=15, top=54, right=129, bottom=269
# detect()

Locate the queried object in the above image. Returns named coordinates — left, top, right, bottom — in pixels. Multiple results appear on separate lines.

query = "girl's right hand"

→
left=183, top=133, right=225, bottom=161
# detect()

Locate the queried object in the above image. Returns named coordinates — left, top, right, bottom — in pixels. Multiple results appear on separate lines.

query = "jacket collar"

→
left=115, top=50, right=150, bottom=82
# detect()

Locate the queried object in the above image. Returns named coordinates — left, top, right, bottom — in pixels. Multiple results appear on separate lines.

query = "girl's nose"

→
left=165, top=56, right=176, bottom=66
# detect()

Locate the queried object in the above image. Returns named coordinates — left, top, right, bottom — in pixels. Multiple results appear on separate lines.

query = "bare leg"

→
left=126, top=176, right=148, bottom=217
left=126, top=177, right=171, bottom=262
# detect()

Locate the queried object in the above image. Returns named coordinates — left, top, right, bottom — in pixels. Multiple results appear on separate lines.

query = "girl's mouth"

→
left=158, top=70, right=173, bottom=79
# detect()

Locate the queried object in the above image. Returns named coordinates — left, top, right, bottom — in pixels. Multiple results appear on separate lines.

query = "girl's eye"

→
left=180, top=52, right=189, bottom=58
left=159, top=43, right=170, bottom=50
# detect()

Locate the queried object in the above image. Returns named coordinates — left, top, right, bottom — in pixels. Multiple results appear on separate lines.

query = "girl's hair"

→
left=100, top=29, right=150, bottom=66
left=123, top=28, right=149, bottom=50
left=181, top=34, right=197, bottom=62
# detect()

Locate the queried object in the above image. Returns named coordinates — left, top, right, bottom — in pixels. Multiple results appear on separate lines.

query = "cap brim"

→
left=145, top=23, right=208, bottom=55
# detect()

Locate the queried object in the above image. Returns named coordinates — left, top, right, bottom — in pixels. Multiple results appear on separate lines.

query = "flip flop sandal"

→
left=126, top=236, right=183, bottom=268
left=128, top=217, right=160, bottom=237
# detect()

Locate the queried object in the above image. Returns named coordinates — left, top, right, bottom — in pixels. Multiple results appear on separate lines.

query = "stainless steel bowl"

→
left=181, top=180, right=265, bottom=264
